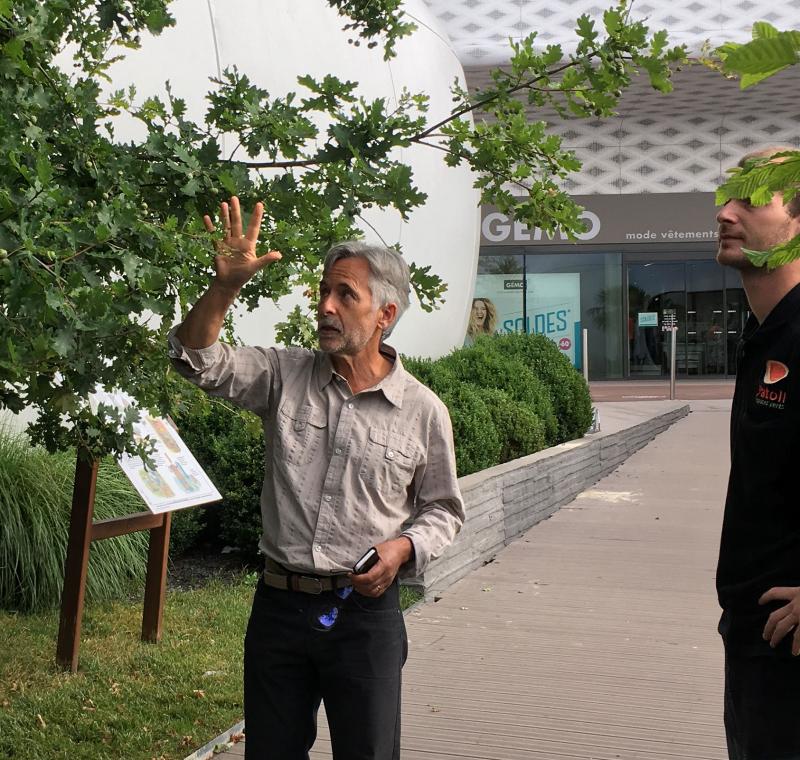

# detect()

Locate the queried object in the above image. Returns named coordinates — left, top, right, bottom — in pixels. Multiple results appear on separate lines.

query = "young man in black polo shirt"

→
left=716, top=146, right=800, bottom=759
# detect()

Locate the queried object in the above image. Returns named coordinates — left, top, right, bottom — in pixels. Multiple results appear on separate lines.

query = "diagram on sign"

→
left=89, top=389, right=221, bottom=513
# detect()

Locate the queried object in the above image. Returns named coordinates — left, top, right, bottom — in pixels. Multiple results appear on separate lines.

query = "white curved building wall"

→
left=102, top=0, right=480, bottom=358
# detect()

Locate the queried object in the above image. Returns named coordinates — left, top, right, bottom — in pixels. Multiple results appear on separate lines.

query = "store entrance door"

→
left=627, top=260, right=739, bottom=378
left=628, top=262, right=685, bottom=377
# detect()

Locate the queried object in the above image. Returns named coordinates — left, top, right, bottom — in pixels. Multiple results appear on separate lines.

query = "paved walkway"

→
left=589, top=379, right=734, bottom=401
left=213, top=401, right=731, bottom=759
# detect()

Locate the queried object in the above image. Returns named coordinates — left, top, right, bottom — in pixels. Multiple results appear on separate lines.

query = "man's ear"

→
left=377, top=302, right=398, bottom=333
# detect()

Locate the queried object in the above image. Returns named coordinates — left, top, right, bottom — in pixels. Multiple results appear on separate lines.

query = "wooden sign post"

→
left=56, top=453, right=173, bottom=673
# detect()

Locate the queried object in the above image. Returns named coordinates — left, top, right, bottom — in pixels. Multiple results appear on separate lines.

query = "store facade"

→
left=476, top=193, right=748, bottom=380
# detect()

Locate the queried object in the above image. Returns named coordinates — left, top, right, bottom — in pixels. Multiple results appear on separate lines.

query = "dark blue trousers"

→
left=244, top=578, right=407, bottom=760
left=724, top=650, right=800, bottom=759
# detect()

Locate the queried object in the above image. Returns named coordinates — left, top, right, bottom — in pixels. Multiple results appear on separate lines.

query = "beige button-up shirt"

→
left=168, top=330, right=464, bottom=577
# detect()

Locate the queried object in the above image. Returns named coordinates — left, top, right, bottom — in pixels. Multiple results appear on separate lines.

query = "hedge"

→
left=171, top=333, right=592, bottom=555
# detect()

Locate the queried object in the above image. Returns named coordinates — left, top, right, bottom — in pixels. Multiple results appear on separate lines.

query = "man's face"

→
left=716, top=194, right=800, bottom=270
left=316, top=257, right=385, bottom=355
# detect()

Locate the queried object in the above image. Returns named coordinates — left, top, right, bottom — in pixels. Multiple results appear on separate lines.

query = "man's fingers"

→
left=759, top=587, right=795, bottom=604
left=246, top=202, right=264, bottom=242
left=230, top=196, right=243, bottom=238
left=220, top=201, right=231, bottom=234
left=768, top=613, right=797, bottom=648
left=254, top=250, right=283, bottom=270
left=202, top=214, right=215, bottom=234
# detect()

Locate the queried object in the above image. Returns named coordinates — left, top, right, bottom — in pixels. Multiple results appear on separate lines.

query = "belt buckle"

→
left=296, top=575, right=323, bottom=594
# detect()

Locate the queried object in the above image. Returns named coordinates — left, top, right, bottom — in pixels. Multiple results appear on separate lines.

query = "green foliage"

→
left=713, top=22, right=800, bottom=89
left=172, top=391, right=264, bottom=560
left=327, top=0, right=417, bottom=60
left=434, top=383, right=502, bottom=477
left=441, top=1, right=685, bottom=238
left=167, top=507, right=204, bottom=558
left=705, top=24, right=800, bottom=269
left=482, top=332, right=593, bottom=442
left=474, top=386, right=547, bottom=464
left=0, top=0, right=683, bottom=459
left=437, top=345, right=559, bottom=442
left=404, top=333, right=591, bottom=477
left=0, top=426, right=148, bottom=612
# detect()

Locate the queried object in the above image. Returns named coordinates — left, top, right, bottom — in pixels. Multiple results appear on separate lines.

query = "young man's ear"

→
left=378, top=302, right=398, bottom=333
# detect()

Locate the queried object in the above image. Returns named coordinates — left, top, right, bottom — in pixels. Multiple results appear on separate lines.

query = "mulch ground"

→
left=166, top=547, right=257, bottom=591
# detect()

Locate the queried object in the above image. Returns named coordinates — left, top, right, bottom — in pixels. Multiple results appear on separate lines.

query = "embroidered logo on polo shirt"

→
left=756, top=361, right=790, bottom=410
left=764, top=360, right=789, bottom=385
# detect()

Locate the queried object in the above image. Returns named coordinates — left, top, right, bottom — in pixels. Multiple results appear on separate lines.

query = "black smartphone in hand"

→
left=353, top=547, right=379, bottom=574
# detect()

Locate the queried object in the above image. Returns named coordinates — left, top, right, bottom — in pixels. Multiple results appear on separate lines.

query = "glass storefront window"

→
left=686, top=261, right=725, bottom=376
left=477, top=248, right=623, bottom=379
left=476, top=248, right=747, bottom=380
left=626, top=259, right=749, bottom=378
left=525, top=251, right=623, bottom=379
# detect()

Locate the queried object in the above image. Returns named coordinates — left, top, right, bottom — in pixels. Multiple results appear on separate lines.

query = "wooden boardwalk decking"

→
left=217, top=401, right=730, bottom=759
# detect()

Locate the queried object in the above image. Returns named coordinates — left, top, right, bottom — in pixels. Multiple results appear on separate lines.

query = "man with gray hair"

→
left=715, top=147, right=800, bottom=759
left=169, top=196, right=464, bottom=759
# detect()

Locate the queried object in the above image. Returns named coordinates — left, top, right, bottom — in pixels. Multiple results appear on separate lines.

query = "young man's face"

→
left=716, top=194, right=800, bottom=270
left=316, top=257, right=388, bottom=356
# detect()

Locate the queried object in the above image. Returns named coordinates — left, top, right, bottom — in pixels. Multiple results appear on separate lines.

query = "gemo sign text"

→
left=482, top=210, right=601, bottom=243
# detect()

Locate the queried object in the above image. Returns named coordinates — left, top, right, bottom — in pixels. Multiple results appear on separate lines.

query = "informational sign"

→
left=468, top=273, right=582, bottom=367
left=661, top=309, right=678, bottom=332
left=638, top=312, right=658, bottom=327
left=89, top=389, right=221, bottom=514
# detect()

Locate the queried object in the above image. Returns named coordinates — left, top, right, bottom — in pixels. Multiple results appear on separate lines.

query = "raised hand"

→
left=203, top=196, right=282, bottom=292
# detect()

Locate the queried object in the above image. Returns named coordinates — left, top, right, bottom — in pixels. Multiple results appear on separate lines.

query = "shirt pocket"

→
left=360, top=426, right=418, bottom=497
left=276, top=401, right=328, bottom=468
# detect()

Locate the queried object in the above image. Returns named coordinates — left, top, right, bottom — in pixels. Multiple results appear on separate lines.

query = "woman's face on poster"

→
left=472, top=299, right=487, bottom=324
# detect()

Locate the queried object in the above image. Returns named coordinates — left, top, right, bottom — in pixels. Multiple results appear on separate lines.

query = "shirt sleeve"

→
left=400, top=400, right=465, bottom=577
left=167, top=325, right=277, bottom=417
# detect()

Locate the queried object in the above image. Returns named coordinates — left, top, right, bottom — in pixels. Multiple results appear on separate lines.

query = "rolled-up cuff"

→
left=398, top=530, right=427, bottom=579
left=167, top=326, right=222, bottom=372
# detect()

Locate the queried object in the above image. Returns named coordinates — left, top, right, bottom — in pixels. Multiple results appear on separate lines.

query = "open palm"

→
left=203, top=196, right=281, bottom=290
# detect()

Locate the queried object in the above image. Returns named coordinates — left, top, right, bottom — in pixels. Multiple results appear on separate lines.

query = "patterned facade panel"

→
left=424, top=0, right=800, bottom=66
left=466, top=63, right=800, bottom=195
left=553, top=117, right=800, bottom=194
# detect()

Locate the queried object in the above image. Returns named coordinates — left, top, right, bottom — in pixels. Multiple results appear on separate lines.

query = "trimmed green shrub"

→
left=169, top=333, right=591, bottom=552
left=436, top=344, right=559, bottom=442
left=401, top=356, right=458, bottom=397
left=172, top=393, right=264, bottom=559
left=0, top=428, right=148, bottom=612
left=434, top=383, right=501, bottom=476
left=403, top=357, right=548, bottom=468
left=168, top=507, right=205, bottom=557
left=474, top=386, right=546, bottom=463
left=482, top=332, right=593, bottom=442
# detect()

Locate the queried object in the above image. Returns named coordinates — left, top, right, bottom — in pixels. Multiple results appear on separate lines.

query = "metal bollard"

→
left=669, top=326, right=677, bottom=400
left=582, top=327, right=589, bottom=384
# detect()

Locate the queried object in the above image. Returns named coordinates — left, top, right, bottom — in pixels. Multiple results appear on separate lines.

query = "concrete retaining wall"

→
left=412, top=403, right=690, bottom=597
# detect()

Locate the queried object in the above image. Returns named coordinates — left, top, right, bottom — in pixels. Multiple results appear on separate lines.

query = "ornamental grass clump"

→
left=0, top=427, right=148, bottom=613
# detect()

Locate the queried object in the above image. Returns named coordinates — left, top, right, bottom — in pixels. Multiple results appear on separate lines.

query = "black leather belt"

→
left=263, top=557, right=351, bottom=595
